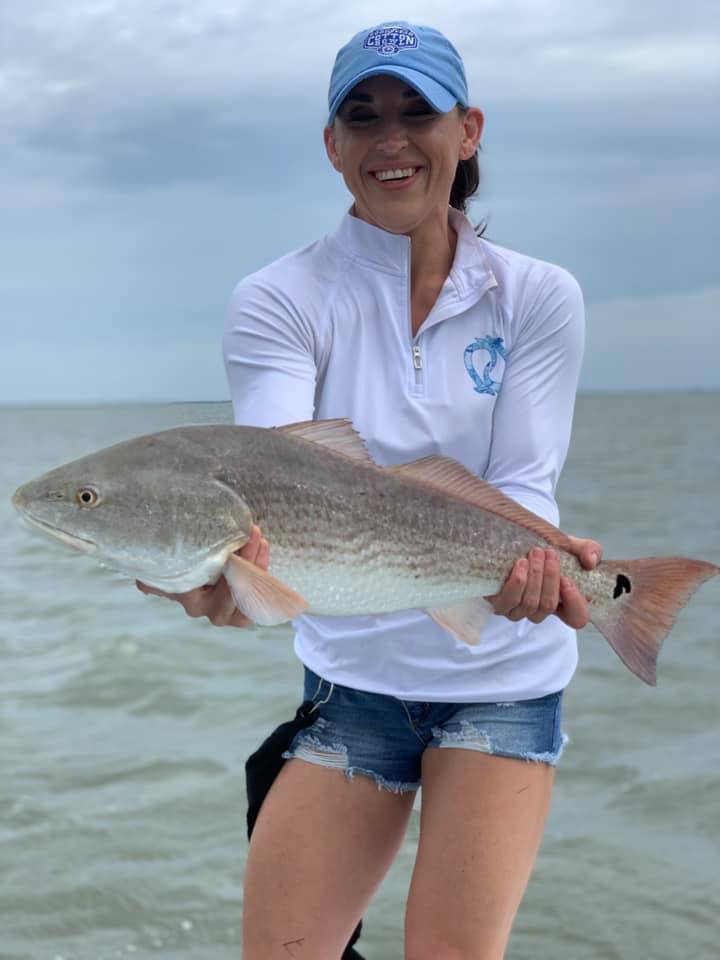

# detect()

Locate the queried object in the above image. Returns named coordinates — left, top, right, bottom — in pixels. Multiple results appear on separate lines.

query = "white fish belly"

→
left=269, top=551, right=500, bottom=616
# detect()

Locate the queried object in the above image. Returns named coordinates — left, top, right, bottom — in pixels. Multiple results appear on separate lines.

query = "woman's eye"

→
left=346, top=113, right=376, bottom=124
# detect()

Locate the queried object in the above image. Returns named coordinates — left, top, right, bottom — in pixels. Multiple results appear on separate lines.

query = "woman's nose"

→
left=375, top=121, right=409, bottom=155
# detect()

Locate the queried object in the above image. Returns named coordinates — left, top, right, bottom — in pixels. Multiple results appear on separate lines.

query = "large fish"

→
left=12, top=419, right=719, bottom=685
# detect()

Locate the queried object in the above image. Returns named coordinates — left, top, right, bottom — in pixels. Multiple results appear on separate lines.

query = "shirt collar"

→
left=332, top=208, right=411, bottom=273
left=330, top=206, right=496, bottom=295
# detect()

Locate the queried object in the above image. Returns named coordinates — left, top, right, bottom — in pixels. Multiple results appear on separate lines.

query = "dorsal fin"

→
left=276, top=419, right=570, bottom=549
left=389, top=456, right=572, bottom=550
left=275, top=418, right=374, bottom=464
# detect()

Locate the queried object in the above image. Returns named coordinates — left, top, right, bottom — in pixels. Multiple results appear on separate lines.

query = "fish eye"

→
left=75, top=487, right=100, bottom=507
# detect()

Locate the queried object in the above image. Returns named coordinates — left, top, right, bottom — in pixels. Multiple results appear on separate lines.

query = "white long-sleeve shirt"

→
left=223, top=207, right=585, bottom=702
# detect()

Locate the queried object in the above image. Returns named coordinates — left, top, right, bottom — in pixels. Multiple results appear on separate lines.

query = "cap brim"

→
left=328, top=65, right=458, bottom=124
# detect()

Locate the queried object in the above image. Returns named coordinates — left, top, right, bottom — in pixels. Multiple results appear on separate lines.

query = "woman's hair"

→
left=450, top=149, right=488, bottom=237
left=449, top=152, right=479, bottom=214
left=450, top=108, right=487, bottom=236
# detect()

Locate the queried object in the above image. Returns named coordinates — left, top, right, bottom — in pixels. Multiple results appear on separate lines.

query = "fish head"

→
left=12, top=431, right=254, bottom=588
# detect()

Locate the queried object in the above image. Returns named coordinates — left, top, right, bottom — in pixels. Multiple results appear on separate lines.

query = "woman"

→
left=141, top=21, right=601, bottom=959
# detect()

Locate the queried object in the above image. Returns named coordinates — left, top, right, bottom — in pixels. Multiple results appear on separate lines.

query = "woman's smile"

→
left=367, top=165, right=424, bottom=189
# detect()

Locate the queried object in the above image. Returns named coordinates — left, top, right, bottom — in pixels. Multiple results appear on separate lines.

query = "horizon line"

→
left=1, top=386, right=719, bottom=409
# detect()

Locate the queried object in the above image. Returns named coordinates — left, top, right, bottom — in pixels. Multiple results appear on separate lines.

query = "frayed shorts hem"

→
left=281, top=749, right=420, bottom=794
left=432, top=729, right=570, bottom=767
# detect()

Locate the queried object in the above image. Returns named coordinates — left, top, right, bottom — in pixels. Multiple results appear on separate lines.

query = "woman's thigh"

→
left=243, top=756, right=415, bottom=960
left=404, top=748, right=555, bottom=960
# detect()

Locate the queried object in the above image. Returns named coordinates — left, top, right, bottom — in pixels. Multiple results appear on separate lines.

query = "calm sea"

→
left=1, top=394, right=718, bottom=959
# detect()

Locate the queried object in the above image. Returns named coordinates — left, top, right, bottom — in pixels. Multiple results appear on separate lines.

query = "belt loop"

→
left=310, top=681, right=335, bottom=714
left=310, top=675, right=324, bottom=701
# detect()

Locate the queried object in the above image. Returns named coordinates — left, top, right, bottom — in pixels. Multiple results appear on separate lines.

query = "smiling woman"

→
left=140, top=19, right=599, bottom=960
left=325, top=76, right=483, bottom=243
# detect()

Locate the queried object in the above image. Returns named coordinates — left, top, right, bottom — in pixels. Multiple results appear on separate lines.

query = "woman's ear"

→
left=460, top=108, right=484, bottom=161
left=324, top=125, right=342, bottom=172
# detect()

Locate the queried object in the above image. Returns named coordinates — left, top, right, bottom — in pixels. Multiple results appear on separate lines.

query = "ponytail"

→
left=449, top=153, right=479, bottom=215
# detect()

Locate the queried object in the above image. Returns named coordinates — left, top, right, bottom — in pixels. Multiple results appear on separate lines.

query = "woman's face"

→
left=324, top=74, right=483, bottom=236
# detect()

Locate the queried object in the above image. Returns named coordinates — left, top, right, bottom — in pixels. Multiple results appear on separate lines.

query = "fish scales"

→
left=181, top=425, right=551, bottom=612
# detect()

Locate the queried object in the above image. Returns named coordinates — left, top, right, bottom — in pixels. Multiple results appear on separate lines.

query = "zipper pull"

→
left=412, top=345, right=423, bottom=371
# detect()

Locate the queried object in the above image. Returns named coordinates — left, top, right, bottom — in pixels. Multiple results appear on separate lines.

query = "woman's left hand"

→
left=488, top=536, right=603, bottom=629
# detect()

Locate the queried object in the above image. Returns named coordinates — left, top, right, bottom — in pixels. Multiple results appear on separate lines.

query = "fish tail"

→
left=589, top=557, right=719, bottom=685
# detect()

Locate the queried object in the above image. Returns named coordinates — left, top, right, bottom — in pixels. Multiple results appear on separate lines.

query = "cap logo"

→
left=363, top=26, right=419, bottom=57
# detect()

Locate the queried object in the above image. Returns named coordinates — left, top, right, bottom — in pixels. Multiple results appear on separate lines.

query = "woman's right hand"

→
left=488, top=536, right=602, bottom=629
left=136, top=524, right=269, bottom=628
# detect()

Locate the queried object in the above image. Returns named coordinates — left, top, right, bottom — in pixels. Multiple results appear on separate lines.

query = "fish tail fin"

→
left=590, top=557, right=719, bottom=685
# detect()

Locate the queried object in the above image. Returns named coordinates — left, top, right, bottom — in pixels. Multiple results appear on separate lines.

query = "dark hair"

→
left=449, top=107, right=487, bottom=236
left=450, top=151, right=488, bottom=237
left=449, top=153, right=479, bottom=214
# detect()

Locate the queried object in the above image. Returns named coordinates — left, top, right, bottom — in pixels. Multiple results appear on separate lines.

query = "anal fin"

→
left=428, top=597, right=495, bottom=646
left=223, top=554, right=309, bottom=626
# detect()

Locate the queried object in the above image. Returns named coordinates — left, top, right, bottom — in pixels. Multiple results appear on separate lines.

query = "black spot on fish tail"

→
left=613, top=574, right=632, bottom=599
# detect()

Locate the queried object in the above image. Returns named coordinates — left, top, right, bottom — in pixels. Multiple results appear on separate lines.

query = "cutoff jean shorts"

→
left=283, top=667, right=568, bottom=793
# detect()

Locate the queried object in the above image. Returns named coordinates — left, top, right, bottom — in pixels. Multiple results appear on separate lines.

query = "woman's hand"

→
left=136, top=524, right=269, bottom=628
left=488, top=536, right=602, bottom=629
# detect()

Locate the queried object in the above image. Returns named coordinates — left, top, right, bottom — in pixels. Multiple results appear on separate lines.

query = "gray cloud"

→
left=21, top=97, right=328, bottom=191
left=1, top=0, right=718, bottom=402
left=3, top=1, right=717, bottom=191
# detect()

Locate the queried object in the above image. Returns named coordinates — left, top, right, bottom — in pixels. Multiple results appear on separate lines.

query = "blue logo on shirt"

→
left=363, top=27, right=419, bottom=57
left=464, top=336, right=507, bottom=396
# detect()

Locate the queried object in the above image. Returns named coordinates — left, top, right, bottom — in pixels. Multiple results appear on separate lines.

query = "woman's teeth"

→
left=373, top=167, right=417, bottom=181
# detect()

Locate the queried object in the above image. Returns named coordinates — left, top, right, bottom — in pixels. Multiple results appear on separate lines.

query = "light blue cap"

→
left=327, top=22, right=469, bottom=124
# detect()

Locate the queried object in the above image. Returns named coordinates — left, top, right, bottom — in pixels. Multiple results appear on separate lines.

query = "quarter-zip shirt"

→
left=223, top=208, right=585, bottom=702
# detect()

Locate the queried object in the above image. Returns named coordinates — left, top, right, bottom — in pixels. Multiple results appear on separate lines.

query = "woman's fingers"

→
left=548, top=537, right=600, bottom=628
left=203, top=577, right=243, bottom=626
left=567, top=535, right=603, bottom=570
left=179, top=586, right=220, bottom=619
left=556, top=577, right=590, bottom=629
left=136, top=580, right=168, bottom=597
left=136, top=580, right=212, bottom=601
left=256, top=537, right=270, bottom=571
left=490, top=549, right=562, bottom=623
left=519, top=548, right=547, bottom=618
left=489, top=558, right=528, bottom=619
left=238, top=524, right=262, bottom=564
left=527, top=548, right=561, bottom=624
left=489, top=544, right=594, bottom=628
left=136, top=524, right=269, bottom=628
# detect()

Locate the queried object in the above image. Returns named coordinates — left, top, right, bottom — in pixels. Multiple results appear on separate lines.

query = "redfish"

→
left=12, top=419, right=719, bottom=685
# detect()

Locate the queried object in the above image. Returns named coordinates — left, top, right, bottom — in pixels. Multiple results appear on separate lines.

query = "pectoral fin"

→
left=223, top=554, right=309, bottom=625
left=428, top=597, right=495, bottom=646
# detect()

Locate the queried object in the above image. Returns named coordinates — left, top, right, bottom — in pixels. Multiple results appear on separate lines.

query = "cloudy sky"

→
left=1, top=0, right=718, bottom=403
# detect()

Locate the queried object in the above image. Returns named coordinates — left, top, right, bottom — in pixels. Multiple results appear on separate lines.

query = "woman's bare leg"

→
left=404, top=749, right=555, bottom=960
left=243, top=757, right=415, bottom=960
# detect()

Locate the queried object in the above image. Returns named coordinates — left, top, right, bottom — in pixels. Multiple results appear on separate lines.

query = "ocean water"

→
left=1, top=394, right=719, bottom=960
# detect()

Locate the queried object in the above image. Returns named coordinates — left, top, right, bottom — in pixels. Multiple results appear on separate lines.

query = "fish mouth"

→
left=18, top=513, right=97, bottom=554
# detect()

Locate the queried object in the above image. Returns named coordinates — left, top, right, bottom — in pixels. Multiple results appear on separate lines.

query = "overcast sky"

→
left=1, top=0, right=718, bottom=403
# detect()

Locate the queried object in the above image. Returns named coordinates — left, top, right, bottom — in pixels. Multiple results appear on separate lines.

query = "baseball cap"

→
left=327, top=22, right=469, bottom=124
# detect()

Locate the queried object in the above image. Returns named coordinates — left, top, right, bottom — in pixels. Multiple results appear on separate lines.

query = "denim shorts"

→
left=282, top=667, right=568, bottom=793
